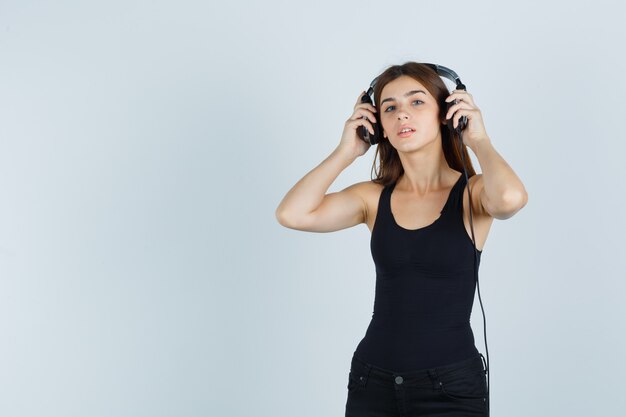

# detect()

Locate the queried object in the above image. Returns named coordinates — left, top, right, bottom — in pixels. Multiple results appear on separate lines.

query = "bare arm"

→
left=276, top=90, right=378, bottom=232
left=275, top=148, right=367, bottom=232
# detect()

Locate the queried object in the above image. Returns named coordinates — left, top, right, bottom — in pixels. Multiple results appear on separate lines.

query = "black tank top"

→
left=353, top=171, right=483, bottom=371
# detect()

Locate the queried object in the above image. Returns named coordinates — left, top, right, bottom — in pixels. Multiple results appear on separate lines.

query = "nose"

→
left=396, top=107, right=410, bottom=120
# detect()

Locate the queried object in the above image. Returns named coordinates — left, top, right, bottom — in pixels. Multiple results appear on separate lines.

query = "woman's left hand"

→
left=445, top=90, right=490, bottom=149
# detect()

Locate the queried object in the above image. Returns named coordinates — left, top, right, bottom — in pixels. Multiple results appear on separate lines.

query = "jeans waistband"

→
left=351, top=353, right=487, bottom=385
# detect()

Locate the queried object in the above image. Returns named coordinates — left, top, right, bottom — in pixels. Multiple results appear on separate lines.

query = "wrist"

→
left=332, top=147, right=356, bottom=165
left=470, top=136, right=492, bottom=152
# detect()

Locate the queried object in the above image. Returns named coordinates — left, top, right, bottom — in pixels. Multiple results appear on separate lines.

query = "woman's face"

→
left=379, top=75, right=445, bottom=151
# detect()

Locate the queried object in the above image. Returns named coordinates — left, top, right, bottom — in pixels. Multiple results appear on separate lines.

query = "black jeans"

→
left=345, top=352, right=489, bottom=417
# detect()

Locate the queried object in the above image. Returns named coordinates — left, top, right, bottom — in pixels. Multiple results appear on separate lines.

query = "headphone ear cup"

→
left=358, top=119, right=378, bottom=144
left=447, top=97, right=468, bottom=132
left=458, top=115, right=468, bottom=131
left=372, top=114, right=384, bottom=144
left=446, top=99, right=459, bottom=132
left=362, top=109, right=383, bottom=145
left=357, top=92, right=382, bottom=145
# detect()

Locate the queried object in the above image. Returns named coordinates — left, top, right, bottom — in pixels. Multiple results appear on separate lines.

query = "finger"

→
left=453, top=109, right=472, bottom=129
left=445, top=101, right=473, bottom=120
left=354, top=95, right=377, bottom=115
left=445, top=91, right=475, bottom=106
left=356, top=102, right=377, bottom=114
left=356, top=91, right=369, bottom=105
left=350, top=109, right=376, bottom=124
left=350, top=108, right=377, bottom=124
left=451, top=89, right=472, bottom=97
left=350, top=117, right=375, bottom=134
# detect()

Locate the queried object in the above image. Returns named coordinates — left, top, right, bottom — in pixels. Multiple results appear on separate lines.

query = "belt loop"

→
left=479, top=353, right=488, bottom=374
left=427, top=368, right=440, bottom=390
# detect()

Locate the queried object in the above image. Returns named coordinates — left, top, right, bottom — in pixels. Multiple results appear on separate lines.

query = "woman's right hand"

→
left=336, top=91, right=379, bottom=160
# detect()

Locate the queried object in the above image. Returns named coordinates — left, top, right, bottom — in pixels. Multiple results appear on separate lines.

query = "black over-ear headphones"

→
left=358, top=63, right=491, bottom=415
left=357, top=63, right=467, bottom=145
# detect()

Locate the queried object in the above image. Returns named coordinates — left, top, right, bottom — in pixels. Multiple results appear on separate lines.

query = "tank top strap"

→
left=381, top=174, right=465, bottom=223
left=445, top=172, right=467, bottom=213
left=381, top=181, right=395, bottom=212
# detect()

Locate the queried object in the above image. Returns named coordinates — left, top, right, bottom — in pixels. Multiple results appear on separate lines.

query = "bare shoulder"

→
left=347, top=180, right=385, bottom=232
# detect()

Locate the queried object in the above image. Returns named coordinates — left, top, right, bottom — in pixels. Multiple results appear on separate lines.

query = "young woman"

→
left=275, top=62, right=528, bottom=417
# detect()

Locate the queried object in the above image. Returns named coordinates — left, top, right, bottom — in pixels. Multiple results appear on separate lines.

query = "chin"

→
left=394, top=134, right=438, bottom=151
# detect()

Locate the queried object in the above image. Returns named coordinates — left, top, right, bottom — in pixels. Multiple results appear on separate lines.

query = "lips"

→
left=397, top=125, right=415, bottom=134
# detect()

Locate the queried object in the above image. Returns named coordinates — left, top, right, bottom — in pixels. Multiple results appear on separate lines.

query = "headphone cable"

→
left=456, top=126, right=490, bottom=416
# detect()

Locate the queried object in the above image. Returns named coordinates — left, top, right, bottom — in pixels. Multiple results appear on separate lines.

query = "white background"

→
left=1, top=0, right=624, bottom=416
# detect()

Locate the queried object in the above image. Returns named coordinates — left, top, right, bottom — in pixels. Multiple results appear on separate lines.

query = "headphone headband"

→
left=366, top=63, right=466, bottom=100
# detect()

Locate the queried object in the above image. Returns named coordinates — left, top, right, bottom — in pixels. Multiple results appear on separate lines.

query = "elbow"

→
left=491, top=190, right=528, bottom=220
left=276, top=208, right=299, bottom=229
left=275, top=208, right=289, bottom=227
left=507, top=188, right=528, bottom=210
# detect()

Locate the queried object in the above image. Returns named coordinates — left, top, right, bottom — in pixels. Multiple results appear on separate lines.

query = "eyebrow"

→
left=381, top=90, right=427, bottom=106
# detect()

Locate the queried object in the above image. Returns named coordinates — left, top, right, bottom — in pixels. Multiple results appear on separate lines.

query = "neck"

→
left=396, top=141, right=456, bottom=195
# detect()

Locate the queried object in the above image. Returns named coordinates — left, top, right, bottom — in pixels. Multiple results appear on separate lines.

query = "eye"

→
left=383, top=100, right=424, bottom=112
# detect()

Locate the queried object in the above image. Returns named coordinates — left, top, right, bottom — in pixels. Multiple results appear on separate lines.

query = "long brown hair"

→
left=370, top=62, right=478, bottom=186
